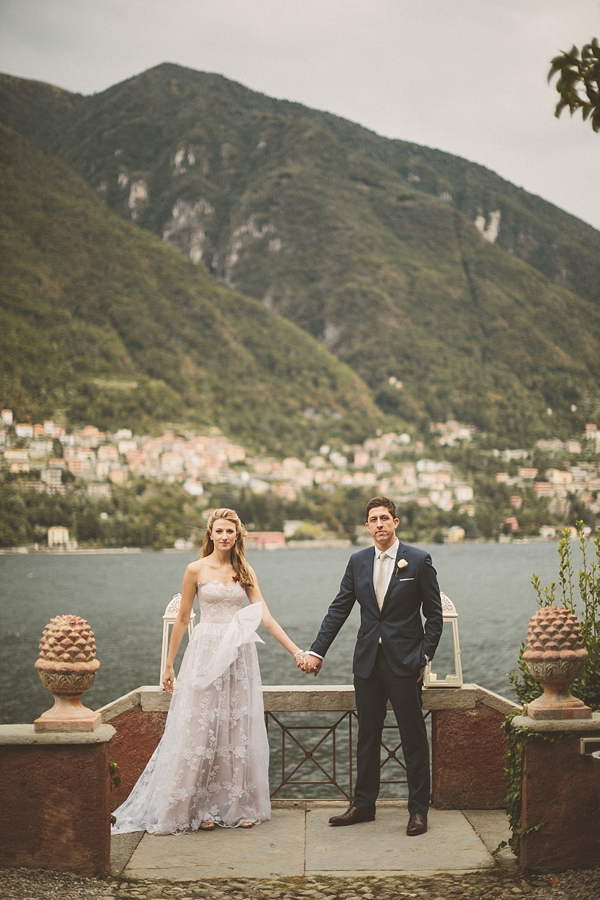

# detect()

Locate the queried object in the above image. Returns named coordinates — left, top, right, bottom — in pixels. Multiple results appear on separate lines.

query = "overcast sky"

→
left=1, top=1, right=599, bottom=229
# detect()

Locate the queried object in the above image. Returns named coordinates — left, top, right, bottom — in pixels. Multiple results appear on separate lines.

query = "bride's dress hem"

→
left=140, top=812, right=271, bottom=835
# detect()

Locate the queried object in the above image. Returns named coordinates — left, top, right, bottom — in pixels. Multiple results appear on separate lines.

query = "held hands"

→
left=294, top=650, right=322, bottom=677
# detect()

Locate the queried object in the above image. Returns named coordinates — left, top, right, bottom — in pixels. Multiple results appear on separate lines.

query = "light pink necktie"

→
left=376, top=552, right=387, bottom=609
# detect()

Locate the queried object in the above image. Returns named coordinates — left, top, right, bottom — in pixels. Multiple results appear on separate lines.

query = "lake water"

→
left=0, top=541, right=576, bottom=725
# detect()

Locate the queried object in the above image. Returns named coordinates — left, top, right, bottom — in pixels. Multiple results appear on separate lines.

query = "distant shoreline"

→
left=0, top=540, right=356, bottom=555
left=0, top=546, right=147, bottom=555
left=0, top=535, right=564, bottom=556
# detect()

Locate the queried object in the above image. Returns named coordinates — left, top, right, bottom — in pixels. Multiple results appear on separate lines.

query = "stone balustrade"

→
left=99, top=683, right=518, bottom=813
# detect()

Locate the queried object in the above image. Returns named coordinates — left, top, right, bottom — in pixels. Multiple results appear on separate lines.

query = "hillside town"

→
left=1, top=407, right=599, bottom=550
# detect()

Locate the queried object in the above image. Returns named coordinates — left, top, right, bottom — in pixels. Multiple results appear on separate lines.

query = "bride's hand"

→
left=162, top=663, right=176, bottom=694
left=301, top=654, right=322, bottom=676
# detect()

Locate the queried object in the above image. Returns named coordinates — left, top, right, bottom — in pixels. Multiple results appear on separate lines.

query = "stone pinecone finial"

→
left=523, top=605, right=591, bottom=720
left=34, top=614, right=102, bottom=732
left=523, top=606, right=588, bottom=665
left=35, top=614, right=100, bottom=673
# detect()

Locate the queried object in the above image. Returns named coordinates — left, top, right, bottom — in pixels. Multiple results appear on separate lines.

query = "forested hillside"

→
left=0, top=124, right=380, bottom=455
left=1, top=65, right=599, bottom=444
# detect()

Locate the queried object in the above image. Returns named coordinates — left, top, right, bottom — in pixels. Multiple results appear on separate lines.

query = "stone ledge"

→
left=425, top=684, right=518, bottom=714
left=473, top=685, right=520, bottom=715
left=98, top=683, right=519, bottom=718
left=263, top=684, right=356, bottom=711
left=0, top=723, right=116, bottom=745
left=511, top=712, right=600, bottom=733
left=140, top=685, right=170, bottom=713
left=98, top=687, right=144, bottom=721
left=99, top=686, right=171, bottom=719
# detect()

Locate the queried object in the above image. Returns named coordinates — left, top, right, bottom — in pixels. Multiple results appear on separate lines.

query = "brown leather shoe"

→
left=328, top=806, right=376, bottom=826
left=406, top=813, right=428, bottom=836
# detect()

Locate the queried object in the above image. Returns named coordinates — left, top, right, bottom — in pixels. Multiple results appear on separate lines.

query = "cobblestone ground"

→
left=1, top=868, right=599, bottom=900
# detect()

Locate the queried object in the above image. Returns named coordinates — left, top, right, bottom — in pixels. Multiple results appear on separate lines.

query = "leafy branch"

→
left=109, top=757, right=121, bottom=827
left=548, top=38, right=600, bottom=132
left=508, top=522, right=600, bottom=711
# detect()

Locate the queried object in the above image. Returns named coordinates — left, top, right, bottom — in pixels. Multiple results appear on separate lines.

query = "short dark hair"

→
left=365, top=496, right=397, bottom=522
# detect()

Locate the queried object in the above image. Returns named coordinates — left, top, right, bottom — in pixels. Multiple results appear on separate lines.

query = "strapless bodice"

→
left=196, top=580, right=247, bottom=624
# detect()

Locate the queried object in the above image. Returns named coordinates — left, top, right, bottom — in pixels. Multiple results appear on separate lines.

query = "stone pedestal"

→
left=34, top=692, right=102, bottom=732
left=0, top=724, right=115, bottom=876
left=512, top=714, right=600, bottom=873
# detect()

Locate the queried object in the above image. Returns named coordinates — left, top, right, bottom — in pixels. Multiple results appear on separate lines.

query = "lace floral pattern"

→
left=111, top=582, right=271, bottom=833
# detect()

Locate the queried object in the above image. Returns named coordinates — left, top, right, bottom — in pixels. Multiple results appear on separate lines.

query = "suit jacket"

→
left=310, top=542, right=443, bottom=678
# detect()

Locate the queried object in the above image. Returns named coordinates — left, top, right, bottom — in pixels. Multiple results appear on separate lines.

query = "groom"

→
left=299, top=496, right=443, bottom=836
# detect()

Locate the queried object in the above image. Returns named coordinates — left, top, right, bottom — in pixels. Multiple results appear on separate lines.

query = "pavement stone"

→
left=305, top=806, right=493, bottom=875
left=123, top=808, right=305, bottom=880
left=118, top=803, right=513, bottom=880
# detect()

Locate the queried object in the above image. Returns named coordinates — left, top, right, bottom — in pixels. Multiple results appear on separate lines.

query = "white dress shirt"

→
left=373, top=538, right=399, bottom=605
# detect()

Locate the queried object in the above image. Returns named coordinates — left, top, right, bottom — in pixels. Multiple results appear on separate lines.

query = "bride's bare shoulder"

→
left=185, top=557, right=206, bottom=579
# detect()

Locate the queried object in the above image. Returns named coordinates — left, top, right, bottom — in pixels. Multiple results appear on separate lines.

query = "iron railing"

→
left=265, top=707, right=431, bottom=800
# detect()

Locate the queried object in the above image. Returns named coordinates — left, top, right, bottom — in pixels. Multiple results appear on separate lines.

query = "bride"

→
left=111, top=508, right=302, bottom=833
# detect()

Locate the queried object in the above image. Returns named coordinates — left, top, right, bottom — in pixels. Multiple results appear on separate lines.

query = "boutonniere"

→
left=394, top=559, right=408, bottom=578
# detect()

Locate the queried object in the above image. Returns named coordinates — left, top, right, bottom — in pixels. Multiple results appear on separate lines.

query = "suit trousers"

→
left=352, top=644, right=430, bottom=816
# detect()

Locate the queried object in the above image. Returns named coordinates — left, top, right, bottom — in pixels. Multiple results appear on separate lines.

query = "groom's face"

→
left=365, top=506, right=399, bottom=551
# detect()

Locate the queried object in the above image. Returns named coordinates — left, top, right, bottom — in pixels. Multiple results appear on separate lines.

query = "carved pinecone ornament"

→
left=522, top=605, right=591, bottom=719
left=523, top=606, right=588, bottom=671
left=35, top=614, right=100, bottom=694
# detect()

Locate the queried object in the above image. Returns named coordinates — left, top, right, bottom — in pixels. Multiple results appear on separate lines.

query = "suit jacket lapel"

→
left=381, top=541, right=403, bottom=610
left=367, top=546, right=378, bottom=607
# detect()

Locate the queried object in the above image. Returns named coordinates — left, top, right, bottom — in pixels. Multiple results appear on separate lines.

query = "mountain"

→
left=1, top=65, right=599, bottom=443
left=0, top=124, right=380, bottom=454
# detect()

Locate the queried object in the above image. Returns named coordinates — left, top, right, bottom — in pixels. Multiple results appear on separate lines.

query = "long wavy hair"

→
left=200, top=508, right=254, bottom=588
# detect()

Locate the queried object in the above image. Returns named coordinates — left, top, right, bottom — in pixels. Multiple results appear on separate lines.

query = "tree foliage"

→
left=0, top=124, right=380, bottom=456
left=549, top=38, right=600, bottom=132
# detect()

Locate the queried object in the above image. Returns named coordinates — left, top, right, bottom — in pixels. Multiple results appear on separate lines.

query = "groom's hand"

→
left=300, top=653, right=322, bottom=676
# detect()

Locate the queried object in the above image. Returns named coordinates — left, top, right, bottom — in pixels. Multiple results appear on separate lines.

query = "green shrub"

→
left=508, top=522, right=600, bottom=711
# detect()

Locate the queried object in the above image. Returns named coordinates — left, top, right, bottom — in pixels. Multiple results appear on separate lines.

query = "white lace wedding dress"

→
left=111, top=581, right=271, bottom=833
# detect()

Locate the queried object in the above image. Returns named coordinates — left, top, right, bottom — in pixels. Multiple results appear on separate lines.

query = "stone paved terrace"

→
left=111, top=801, right=515, bottom=879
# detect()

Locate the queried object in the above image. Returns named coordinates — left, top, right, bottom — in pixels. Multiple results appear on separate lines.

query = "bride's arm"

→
left=162, top=563, right=198, bottom=693
left=246, top=569, right=302, bottom=660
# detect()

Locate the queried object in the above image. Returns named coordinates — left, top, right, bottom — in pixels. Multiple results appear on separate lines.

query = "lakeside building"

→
left=47, top=525, right=78, bottom=550
left=1, top=410, right=599, bottom=544
left=245, top=531, right=286, bottom=549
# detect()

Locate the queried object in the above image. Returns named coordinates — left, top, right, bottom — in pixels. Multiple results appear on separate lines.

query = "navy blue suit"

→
left=310, top=541, right=443, bottom=814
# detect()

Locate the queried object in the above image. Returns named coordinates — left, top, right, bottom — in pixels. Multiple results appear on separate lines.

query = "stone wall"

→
left=100, top=683, right=518, bottom=812
left=513, top=715, right=600, bottom=872
left=430, top=688, right=514, bottom=809
left=0, top=724, right=115, bottom=876
left=101, top=689, right=168, bottom=810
